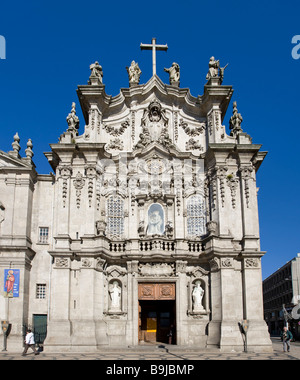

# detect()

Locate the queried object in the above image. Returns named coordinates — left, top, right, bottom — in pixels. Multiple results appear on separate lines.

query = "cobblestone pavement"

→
left=0, top=337, right=299, bottom=360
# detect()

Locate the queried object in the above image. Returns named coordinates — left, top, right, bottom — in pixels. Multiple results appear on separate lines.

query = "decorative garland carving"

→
left=179, top=119, right=205, bottom=136
left=103, top=118, right=130, bottom=137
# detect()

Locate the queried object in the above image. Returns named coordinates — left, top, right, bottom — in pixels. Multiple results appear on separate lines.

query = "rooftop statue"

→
left=164, top=62, right=180, bottom=86
left=206, top=56, right=228, bottom=84
left=206, top=56, right=220, bottom=80
left=89, top=61, right=103, bottom=85
left=126, top=60, right=142, bottom=86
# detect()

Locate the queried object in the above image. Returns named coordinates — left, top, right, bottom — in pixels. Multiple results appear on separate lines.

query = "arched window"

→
left=187, top=195, right=206, bottom=237
left=106, top=195, right=124, bottom=237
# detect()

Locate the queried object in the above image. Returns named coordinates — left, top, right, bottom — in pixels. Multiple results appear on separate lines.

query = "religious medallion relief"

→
left=134, top=100, right=174, bottom=150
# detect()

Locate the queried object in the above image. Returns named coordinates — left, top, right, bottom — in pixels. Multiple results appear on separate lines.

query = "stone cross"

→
left=140, top=38, right=168, bottom=76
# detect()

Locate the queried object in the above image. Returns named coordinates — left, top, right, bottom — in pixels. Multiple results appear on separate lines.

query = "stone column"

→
left=241, top=257, right=272, bottom=352
left=207, top=257, right=222, bottom=347
left=44, top=257, right=72, bottom=351
left=175, top=261, right=188, bottom=345
left=218, top=257, right=244, bottom=351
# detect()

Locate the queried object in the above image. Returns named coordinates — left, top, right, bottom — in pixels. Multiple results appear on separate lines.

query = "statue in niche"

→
left=192, top=281, right=204, bottom=312
left=109, top=281, right=121, bottom=311
left=147, top=203, right=164, bottom=235
left=164, top=62, right=180, bottom=85
left=126, top=60, right=142, bottom=85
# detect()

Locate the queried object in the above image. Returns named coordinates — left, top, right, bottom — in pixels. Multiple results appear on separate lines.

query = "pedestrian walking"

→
left=281, top=326, right=293, bottom=352
left=22, top=329, right=39, bottom=356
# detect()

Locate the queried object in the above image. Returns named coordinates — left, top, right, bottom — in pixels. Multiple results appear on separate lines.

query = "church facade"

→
left=0, top=45, right=272, bottom=352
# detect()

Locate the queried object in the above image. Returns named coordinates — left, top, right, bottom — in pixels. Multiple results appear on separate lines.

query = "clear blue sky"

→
left=0, top=0, right=299, bottom=279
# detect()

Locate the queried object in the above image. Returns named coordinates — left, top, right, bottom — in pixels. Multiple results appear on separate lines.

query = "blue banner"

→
left=4, top=269, right=20, bottom=298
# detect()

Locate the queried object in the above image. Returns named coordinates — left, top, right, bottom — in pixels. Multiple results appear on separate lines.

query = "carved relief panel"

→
left=138, top=283, right=175, bottom=300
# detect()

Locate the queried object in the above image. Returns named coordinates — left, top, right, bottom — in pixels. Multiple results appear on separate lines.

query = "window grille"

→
left=106, top=196, right=124, bottom=237
left=36, top=284, right=46, bottom=299
left=39, top=227, right=49, bottom=243
left=187, top=195, right=206, bottom=237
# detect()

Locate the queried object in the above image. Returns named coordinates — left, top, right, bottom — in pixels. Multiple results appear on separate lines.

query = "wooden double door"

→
left=138, top=283, right=176, bottom=344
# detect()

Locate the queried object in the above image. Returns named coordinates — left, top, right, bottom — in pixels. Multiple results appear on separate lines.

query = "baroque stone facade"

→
left=0, top=51, right=272, bottom=352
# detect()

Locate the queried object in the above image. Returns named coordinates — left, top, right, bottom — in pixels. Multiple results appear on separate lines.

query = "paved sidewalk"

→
left=0, top=337, right=299, bottom=360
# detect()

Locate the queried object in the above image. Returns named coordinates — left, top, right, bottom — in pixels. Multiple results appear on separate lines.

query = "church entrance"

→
left=138, top=283, right=176, bottom=344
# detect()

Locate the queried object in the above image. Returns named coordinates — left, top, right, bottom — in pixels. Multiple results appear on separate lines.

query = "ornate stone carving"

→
left=58, top=165, right=73, bottom=208
left=226, top=174, right=239, bottom=209
left=107, top=265, right=127, bottom=278
left=216, top=165, right=228, bottom=207
left=209, top=257, right=220, bottom=272
left=105, top=138, right=124, bottom=152
left=103, top=118, right=129, bottom=137
left=73, top=172, right=85, bottom=208
left=221, top=257, right=233, bottom=268
left=139, top=263, right=175, bottom=277
left=229, top=101, right=243, bottom=136
left=185, top=138, right=203, bottom=151
left=244, top=258, right=259, bottom=268
left=81, top=258, right=92, bottom=268
left=239, top=165, right=253, bottom=208
left=179, top=119, right=205, bottom=137
left=206, top=220, right=218, bottom=235
left=66, top=102, right=79, bottom=134
left=175, top=260, right=187, bottom=274
left=96, top=258, right=105, bottom=271
left=95, top=220, right=106, bottom=236
left=55, top=257, right=69, bottom=268
left=134, top=101, right=174, bottom=150
left=137, top=220, right=145, bottom=237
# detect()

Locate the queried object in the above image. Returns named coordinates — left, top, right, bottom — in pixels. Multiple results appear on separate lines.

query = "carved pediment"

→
left=106, top=265, right=127, bottom=278
left=0, top=151, right=31, bottom=169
